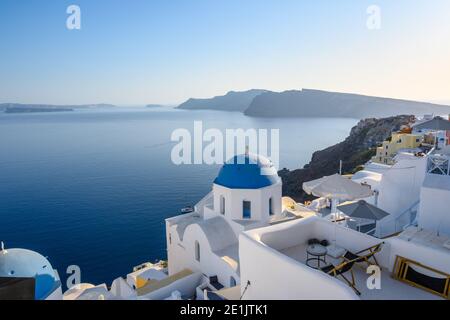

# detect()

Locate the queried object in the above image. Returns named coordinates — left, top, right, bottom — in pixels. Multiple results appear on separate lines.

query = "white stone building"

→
left=165, top=153, right=283, bottom=289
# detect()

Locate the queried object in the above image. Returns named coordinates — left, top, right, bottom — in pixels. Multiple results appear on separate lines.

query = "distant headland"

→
left=176, top=89, right=450, bottom=118
left=0, top=103, right=116, bottom=114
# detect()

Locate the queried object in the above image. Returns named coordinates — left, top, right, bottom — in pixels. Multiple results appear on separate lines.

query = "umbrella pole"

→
left=435, top=132, right=438, bottom=149
left=331, top=198, right=340, bottom=221
left=332, top=197, right=337, bottom=248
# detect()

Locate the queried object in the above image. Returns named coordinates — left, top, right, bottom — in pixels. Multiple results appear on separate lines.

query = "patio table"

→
left=306, top=244, right=327, bottom=269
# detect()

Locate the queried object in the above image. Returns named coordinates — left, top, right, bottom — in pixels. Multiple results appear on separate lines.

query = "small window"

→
left=220, top=196, right=225, bottom=215
left=230, top=277, right=237, bottom=287
left=169, top=233, right=172, bottom=245
left=269, top=198, right=274, bottom=216
left=243, top=201, right=251, bottom=219
left=195, top=241, right=200, bottom=262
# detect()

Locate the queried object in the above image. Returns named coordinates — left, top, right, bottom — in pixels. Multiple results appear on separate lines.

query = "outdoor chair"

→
left=321, top=258, right=361, bottom=295
left=343, top=242, right=384, bottom=268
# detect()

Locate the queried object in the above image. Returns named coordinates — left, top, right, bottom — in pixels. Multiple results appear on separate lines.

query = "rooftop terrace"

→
left=280, top=242, right=441, bottom=300
left=240, top=216, right=449, bottom=300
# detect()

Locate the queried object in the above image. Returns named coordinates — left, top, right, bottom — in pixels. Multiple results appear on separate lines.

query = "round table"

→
left=306, top=244, right=327, bottom=269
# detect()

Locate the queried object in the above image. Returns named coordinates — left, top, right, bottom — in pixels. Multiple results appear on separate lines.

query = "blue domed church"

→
left=0, top=244, right=62, bottom=300
left=165, top=153, right=283, bottom=293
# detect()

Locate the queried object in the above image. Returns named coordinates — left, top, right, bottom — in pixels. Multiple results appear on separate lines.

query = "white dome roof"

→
left=214, top=153, right=280, bottom=189
left=0, top=248, right=58, bottom=300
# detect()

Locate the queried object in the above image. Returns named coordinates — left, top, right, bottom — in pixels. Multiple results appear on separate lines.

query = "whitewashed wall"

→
left=378, top=157, right=427, bottom=228
left=386, top=237, right=450, bottom=274
left=167, top=218, right=240, bottom=288
left=138, top=272, right=202, bottom=300
left=239, top=218, right=359, bottom=300
left=213, top=182, right=282, bottom=223
left=418, top=179, right=450, bottom=237
left=376, top=156, right=426, bottom=218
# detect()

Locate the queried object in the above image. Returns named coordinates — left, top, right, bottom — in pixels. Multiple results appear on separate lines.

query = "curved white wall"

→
left=167, top=219, right=240, bottom=288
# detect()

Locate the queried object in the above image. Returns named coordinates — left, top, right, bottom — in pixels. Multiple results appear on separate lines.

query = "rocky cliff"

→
left=279, top=115, right=416, bottom=202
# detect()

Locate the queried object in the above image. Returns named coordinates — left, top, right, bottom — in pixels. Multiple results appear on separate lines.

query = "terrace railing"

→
left=427, top=155, right=450, bottom=176
left=375, top=200, right=420, bottom=238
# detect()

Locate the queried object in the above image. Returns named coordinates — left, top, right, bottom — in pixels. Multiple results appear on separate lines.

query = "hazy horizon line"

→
left=2, top=87, right=450, bottom=107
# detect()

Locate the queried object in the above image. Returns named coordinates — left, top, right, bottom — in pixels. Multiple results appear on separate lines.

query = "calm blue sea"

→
left=0, top=107, right=357, bottom=287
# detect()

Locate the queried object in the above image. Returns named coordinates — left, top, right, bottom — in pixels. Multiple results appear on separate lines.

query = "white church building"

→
left=165, top=153, right=283, bottom=290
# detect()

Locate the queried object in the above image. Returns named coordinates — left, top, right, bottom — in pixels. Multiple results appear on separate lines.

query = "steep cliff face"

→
left=279, top=115, right=416, bottom=202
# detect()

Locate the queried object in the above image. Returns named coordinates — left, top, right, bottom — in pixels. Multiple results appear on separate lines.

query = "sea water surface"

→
left=0, top=107, right=357, bottom=287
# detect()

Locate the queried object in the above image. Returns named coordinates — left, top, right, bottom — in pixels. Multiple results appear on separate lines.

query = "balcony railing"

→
left=375, top=200, right=419, bottom=239
left=427, top=155, right=450, bottom=176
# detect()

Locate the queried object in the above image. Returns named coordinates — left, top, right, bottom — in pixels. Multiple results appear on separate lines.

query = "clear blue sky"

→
left=1, top=0, right=449, bottom=105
